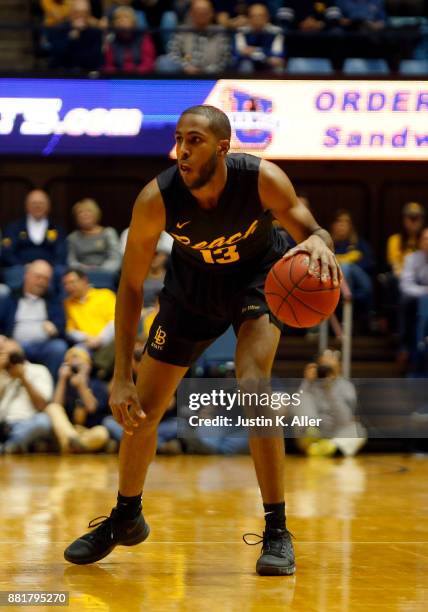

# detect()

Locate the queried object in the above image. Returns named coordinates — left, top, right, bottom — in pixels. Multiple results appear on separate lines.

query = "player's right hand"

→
left=109, top=380, right=146, bottom=435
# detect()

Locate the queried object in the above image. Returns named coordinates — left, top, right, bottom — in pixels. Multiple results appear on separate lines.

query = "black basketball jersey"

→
left=156, top=153, right=287, bottom=271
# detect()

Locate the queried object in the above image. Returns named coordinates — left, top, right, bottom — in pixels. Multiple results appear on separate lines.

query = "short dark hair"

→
left=63, top=267, right=88, bottom=280
left=179, top=105, right=231, bottom=140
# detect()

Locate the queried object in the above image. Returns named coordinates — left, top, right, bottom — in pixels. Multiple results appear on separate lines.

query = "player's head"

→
left=402, top=201, right=425, bottom=237
left=248, top=3, right=270, bottom=31
left=62, top=268, right=89, bottom=299
left=331, top=209, right=357, bottom=243
left=175, top=105, right=231, bottom=190
left=25, top=189, right=51, bottom=220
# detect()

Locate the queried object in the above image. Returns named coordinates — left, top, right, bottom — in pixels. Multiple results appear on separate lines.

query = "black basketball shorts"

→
left=145, top=250, right=284, bottom=367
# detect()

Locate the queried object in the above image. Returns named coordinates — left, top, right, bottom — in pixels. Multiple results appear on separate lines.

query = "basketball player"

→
left=64, top=105, right=340, bottom=575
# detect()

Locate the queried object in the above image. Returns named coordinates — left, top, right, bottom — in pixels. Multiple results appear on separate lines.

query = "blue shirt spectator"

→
left=1, top=189, right=67, bottom=292
left=331, top=209, right=374, bottom=313
left=234, top=3, right=285, bottom=72
left=1, top=190, right=67, bottom=269
left=334, top=237, right=374, bottom=274
left=0, top=260, right=67, bottom=379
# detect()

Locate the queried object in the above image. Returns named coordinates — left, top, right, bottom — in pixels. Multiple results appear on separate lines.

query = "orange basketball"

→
left=264, top=252, right=341, bottom=328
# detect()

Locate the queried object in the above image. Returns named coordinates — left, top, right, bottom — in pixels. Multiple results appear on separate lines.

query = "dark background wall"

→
left=1, top=157, right=428, bottom=269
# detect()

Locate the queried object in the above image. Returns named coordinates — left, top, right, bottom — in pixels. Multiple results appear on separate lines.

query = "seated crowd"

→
left=1, top=188, right=428, bottom=456
left=32, top=0, right=428, bottom=74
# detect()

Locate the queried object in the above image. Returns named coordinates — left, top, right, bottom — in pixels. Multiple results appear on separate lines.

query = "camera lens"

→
left=317, top=364, right=332, bottom=379
left=8, top=352, right=25, bottom=366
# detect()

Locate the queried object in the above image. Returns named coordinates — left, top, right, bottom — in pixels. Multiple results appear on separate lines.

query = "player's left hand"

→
left=284, top=235, right=342, bottom=286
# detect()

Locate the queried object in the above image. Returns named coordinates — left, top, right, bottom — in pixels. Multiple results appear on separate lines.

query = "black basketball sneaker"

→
left=64, top=508, right=150, bottom=565
left=244, top=527, right=295, bottom=576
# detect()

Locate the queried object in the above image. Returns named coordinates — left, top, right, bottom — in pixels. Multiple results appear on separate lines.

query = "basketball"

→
left=264, top=252, right=341, bottom=328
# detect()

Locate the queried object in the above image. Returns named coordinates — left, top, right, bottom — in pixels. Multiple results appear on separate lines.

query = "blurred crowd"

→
left=22, top=0, right=428, bottom=74
left=0, top=189, right=428, bottom=456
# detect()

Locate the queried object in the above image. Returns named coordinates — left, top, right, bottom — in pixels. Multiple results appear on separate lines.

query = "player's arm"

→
left=258, top=159, right=340, bottom=286
left=110, top=179, right=165, bottom=432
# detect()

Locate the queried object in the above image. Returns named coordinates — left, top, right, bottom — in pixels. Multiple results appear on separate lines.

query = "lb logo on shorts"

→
left=152, top=325, right=167, bottom=349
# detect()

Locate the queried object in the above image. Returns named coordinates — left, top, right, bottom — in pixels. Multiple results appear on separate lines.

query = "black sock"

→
left=116, top=492, right=142, bottom=520
left=263, top=502, right=286, bottom=531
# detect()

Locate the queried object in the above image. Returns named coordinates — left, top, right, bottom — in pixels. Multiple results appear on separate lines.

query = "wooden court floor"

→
left=0, top=453, right=427, bottom=612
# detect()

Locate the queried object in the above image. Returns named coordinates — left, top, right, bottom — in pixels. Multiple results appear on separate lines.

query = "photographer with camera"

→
left=45, top=347, right=110, bottom=453
left=293, top=349, right=367, bottom=457
left=0, top=336, right=53, bottom=454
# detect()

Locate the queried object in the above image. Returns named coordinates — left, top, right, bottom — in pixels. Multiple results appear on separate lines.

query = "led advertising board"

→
left=0, top=78, right=427, bottom=159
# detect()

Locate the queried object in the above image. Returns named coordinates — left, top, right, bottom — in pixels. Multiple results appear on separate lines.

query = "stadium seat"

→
left=343, top=58, right=390, bottom=74
left=399, top=59, right=428, bottom=75
left=286, top=57, right=334, bottom=74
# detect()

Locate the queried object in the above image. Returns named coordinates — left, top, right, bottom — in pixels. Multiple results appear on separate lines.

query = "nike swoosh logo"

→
left=176, top=221, right=190, bottom=229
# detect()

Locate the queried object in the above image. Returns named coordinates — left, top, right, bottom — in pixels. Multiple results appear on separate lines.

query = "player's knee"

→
left=236, top=364, right=271, bottom=392
left=134, top=404, right=166, bottom=433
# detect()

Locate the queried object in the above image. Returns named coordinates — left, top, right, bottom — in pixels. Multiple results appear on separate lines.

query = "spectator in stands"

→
left=63, top=268, right=115, bottom=352
left=156, top=0, right=231, bottom=74
left=0, top=260, right=67, bottom=379
left=387, top=202, right=425, bottom=278
left=45, top=347, right=110, bottom=453
left=336, top=0, right=386, bottom=31
left=276, top=1, right=342, bottom=31
left=46, top=0, right=103, bottom=72
left=379, top=202, right=425, bottom=334
left=1, top=189, right=67, bottom=291
left=0, top=337, right=53, bottom=454
left=293, top=349, right=367, bottom=457
left=400, top=227, right=428, bottom=299
left=105, top=0, right=145, bottom=28
left=399, top=227, right=428, bottom=368
left=234, top=3, right=285, bottom=73
left=67, top=198, right=121, bottom=289
left=103, top=6, right=156, bottom=74
left=331, top=209, right=374, bottom=321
